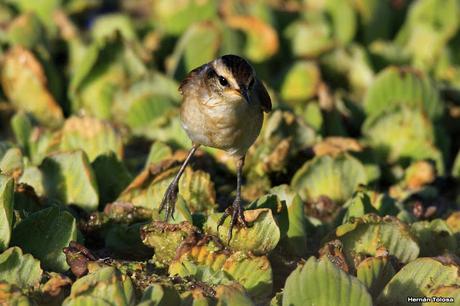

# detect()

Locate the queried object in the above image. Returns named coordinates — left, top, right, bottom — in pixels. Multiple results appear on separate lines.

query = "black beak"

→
left=241, top=88, right=251, bottom=105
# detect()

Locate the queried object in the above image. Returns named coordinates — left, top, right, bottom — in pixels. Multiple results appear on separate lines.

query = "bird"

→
left=159, top=54, right=271, bottom=242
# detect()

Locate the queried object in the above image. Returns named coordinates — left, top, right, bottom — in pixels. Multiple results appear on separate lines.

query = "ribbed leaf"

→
left=363, top=67, right=443, bottom=120
left=60, top=116, right=123, bottom=162
left=410, top=219, right=457, bottom=256
left=335, top=214, right=419, bottom=265
left=356, top=256, right=396, bottom=299
left=205, top=208, right=280, bottom=255
left=169, top=244, right=272, bottom=301
left=363, top=107, right=444, bottom=173
left=291, top=154, right=367, bottom=204
left=141, top=221, right=197, bottom=267
left=283, top=256, right=373, bottom=306
left=120, top=166, right=216, bottom=214
left=0, top=247, right=42, bottom=288
left=378, top=257, right=460, bottom=306
left=252, top=185, right=308, bottom=257
left=63, top=267, right=135, bottom=306
left=341, top=190, right=379, bottom=224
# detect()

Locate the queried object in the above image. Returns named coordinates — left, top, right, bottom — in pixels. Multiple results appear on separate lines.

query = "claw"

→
left=159, top=183, right=178, bottom=221
left=217, top=197, right=248, bottom=244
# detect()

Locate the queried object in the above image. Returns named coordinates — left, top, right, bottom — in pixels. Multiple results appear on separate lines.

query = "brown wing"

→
left=178, top=64, right=207, bottom=96
left=254, top=78, right=272, bottom=113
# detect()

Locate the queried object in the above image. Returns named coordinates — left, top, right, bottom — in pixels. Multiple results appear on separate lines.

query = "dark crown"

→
left=220, top=55, right=254, bottom=83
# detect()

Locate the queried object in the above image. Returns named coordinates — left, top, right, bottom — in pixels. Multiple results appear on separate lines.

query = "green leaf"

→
left=247, top=110, right=316, bottom=176
left=325, top=0, right=356, bottom=45
left=452, top=149, right=460, bottom=179
left=11, top=206, right=78, bottom=272
left=6, top=12, right=46, bottom=49
left=395, top=0, right=459, bottom=69
left=40, top=150, right=99, bottom=212
left=145, top=142, right=173, bottom=167
left=363, top=107, right=444, bottom=173
left=167, top=21, right=221, bottom=80
left=69, top=34, right=146, bottom=119
left=151, top=0, right=218, bottom=35
left=283, top=256, right=373, bottom=306
left=6, top=0, right=62, bottom=31
left=279, top=61, right=321, bottom=104
left=0, top=147, right=23, bottom=177
left=284, top=21, right=334, bottom=58
left=291, top=154, right=367, bottom=204
left=0, top=47, right=63, bottom=127
left=141, top=221, right=198, bottom=267
left=363, top=66, right=443, bottom=120
left=169, top=242, right=273, bottom=301
left=341, top=190, right=379, bottom=224
left=91, top=152, right=132, bottom=205
left=215, top=284, right=255, bottom=306
left=410, top=219, right=458, bottom=256
left=120, top=166, right=216, bottom=214
left=0, top=247, right=42, bottom=288
left=105, top=223, right=153, bottom=260
left=377, top=257, right=460, bottom=305
left=205, top=208, right=280, bottom=255
left=60, top=116, right=123, bottom=162
left=112, top=76, right=177, bottom=134
left=91, top=13, right=137, bottom=42
left=267, top=185, right=308, bottom=257
left=335, top=214, right=419, bottom=265
left=137, top=283, right=181, bottom=306
left=63, top=266, right=135, bottom=306
left=10, top=112, right=32, bottom=156
left=0, top=175, right=14, bottom=251
left=356, top=256, right=396, bottom=299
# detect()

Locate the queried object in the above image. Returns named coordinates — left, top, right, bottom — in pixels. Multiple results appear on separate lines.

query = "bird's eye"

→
left=248, top=78, right=255, bottom=89
left=218, top=76, right=228, bottom=87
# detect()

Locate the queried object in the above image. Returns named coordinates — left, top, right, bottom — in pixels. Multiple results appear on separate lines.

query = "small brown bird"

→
left=159, top=54, right=271, bottom=241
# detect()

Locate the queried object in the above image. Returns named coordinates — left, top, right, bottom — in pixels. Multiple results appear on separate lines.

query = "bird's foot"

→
left=217, top=197, right=248, bottom=244
left=158, top=182, right=179, bottom=221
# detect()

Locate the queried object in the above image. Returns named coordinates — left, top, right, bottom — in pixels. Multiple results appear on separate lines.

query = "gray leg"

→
left=159, top=145, right=199, bottom=221
left=217, top=156, right=248, bottom=243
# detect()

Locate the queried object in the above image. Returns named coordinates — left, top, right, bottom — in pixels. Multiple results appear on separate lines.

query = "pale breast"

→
left=180, top=93, right=263, bottom=157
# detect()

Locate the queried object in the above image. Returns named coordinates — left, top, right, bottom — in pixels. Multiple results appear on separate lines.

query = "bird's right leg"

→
left=159, top=144, right=199, bottom=221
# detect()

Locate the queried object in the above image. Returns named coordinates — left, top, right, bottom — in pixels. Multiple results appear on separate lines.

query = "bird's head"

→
left=206, top=55, right=255, bottom=104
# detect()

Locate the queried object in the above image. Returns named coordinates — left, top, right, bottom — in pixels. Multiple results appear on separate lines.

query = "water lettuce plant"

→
left=0, top=0, right=459, bottom=305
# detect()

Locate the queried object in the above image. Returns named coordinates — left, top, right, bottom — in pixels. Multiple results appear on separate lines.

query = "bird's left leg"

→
left=159, top=144, right=199, bottom=221
left=217, top=155, right=248, bottom=242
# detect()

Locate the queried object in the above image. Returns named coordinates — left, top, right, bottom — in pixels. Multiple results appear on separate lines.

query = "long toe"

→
left=159, top=184, right=178, bottom=222
left=235, top=200, right=248, bottom=228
